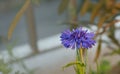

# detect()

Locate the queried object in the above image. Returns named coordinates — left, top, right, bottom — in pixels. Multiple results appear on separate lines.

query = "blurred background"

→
left=0, top=0, right=120, bottom=74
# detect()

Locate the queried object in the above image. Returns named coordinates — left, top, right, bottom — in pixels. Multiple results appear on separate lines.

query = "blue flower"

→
left=60, top=27, right=96, bottom=49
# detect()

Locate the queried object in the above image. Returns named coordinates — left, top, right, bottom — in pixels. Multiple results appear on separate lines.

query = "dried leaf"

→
left=111, top=8, right=119, bottom=14
left=80, top=0, right=89, bottom=16
left=105, top=0, right=115, bottom=10
left=109, top=35, right=120, bottom=47
left=105, top=20, right=115, bottom=30
left=88, top=3, right=97, bottom=12
left=94, top=38, right=102, bottom=62
left=115, top=3, right=120, bottom=9
left=98, top=15, right=110, bottom=31
left=58, top=0, right=69, bottom=14
left=95, top=16, right=108, bottom=36
left=97, top=16, right=108, bottom=30
left=90, top=1, right=103, bottom=23
left=76, top=0, right=84, bottom=14
left=8, top=0, right=30, bottom=40
left=108, top=25, right=120, bottom=47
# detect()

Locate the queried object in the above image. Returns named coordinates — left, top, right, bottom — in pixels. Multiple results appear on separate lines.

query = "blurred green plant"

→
left=0, top=41, right=35, bottom=74
left=89, top=60, right=111, bottom=74
left=0, top=59, right=12, bottom=74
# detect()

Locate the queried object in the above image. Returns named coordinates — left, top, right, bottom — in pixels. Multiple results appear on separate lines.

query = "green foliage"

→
left=0, top=42, right=35, bottom=74
left=63, top=49, right=86, bottom=74
left=0, top=59, right=11, bottom=74
left=63, top=61, right=86, bottom=74
left=90, top=60, right=111, bottom=74
left=63, top=61, right=85, bottom=70
left=100, top=60, right=111, bottom=74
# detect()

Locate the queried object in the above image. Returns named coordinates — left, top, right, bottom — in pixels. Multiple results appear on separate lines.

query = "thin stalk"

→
left=80, top=48, right=84, bottom=63
left=85, top=49, right=88, bottom=74
left=76, top=49, right=80, bottom=74
left=79, top=48, right=85, bottom=74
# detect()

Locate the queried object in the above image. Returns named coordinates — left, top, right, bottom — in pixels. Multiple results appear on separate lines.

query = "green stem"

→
left=80, top=48, right=84, bottom=64
left=76, top=49, right=80, bottom=74
left=76, top=48, right=87, bottom=74
left=80, top=48, right=85, bottom=74
left=85, top=49, right=88, bottom=74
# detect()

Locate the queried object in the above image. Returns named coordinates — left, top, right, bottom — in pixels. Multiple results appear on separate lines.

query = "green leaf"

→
left=0, top=60, right=12, bottom=74
left=63, top=61, right=85, bottom=70
left=99, top=60, right=111, bottom=74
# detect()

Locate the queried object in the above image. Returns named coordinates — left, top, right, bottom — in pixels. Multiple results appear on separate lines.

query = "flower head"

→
left=60, top=27, right=96, bottom=49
